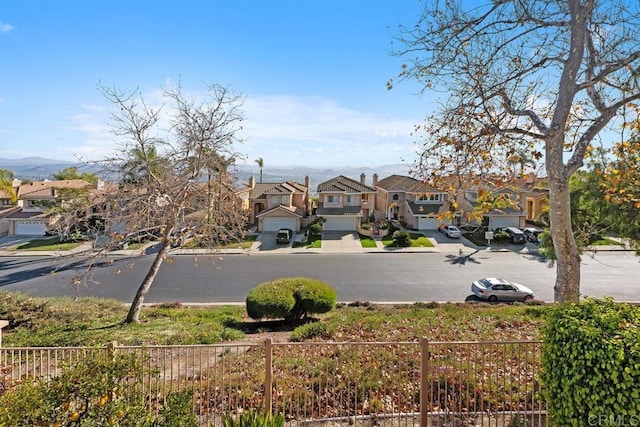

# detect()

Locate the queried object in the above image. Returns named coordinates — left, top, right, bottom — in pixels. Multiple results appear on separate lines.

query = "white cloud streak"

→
left=0, top=22, right=14, bottom=33
left=240, top=95, right=418, bottom=166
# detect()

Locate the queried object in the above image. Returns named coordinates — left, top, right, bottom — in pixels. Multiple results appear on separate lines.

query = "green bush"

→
left=541, top=298, right=640, bottom=426
left=392, top=230, right=411, bottom=247
left=246, top=277, right=337, bottom=324
left=222, top=409, right=284, bottom=427
left=492, top=229, right=510, bottom=243
left=0, top=352, right=197, bottom=426
left=291, top=321, right=334, bottom=341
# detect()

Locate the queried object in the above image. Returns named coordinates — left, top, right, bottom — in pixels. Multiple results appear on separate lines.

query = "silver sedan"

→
left=471, top=277, right=535, bottom=302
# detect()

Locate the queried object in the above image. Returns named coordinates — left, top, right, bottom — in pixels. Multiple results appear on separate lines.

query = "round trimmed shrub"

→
left=246, top=277, right=337, bottom=324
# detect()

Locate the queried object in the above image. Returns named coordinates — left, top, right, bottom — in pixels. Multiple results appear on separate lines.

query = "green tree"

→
left=52, top=166, right=99, bottom=184
left=0, top=168, right=17, bottom=204
left=602, top=125, right=640, bottom=253
left=395, top=0, right=640, bottom=302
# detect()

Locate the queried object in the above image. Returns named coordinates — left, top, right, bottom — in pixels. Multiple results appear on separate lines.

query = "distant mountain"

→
left=0, top=157, right=415, bottom=190
left=0, top=157, right=85, bottom=181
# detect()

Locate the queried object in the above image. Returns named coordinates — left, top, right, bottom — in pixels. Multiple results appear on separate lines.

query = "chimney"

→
left=249, top=176, right=256, bottom=189
left=304, top=175, right=310, bottom=189
left=360, top=173, right=366, bottom=185
left=373, top=173, right=378, bottom=187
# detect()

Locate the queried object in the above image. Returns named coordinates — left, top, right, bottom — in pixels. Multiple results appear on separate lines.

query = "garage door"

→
left=15, top=221, right=47, bottom=236
left=262, top=218, right=297, bottom=232
left=323, top=217, right=356, bottom=231
left=417, top=217, right=439, bottom=230
left=489, top=217, right=519, bottom=230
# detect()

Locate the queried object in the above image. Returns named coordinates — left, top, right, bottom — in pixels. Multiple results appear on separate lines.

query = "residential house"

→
left=0, top=189, right=16, bottom=210
left=6, top=179, right=94, bottom=236
left=375, top=174, right=453, bottom=230
left=316, top=174, right=376, bottom=231
left=249, top=176, right=310, bottom=232
left=516, top=173, right=549, bottom=222
left=460, top=185, right=527, bottom=230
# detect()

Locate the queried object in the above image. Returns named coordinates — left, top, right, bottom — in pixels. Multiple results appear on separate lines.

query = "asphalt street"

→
left=1, top=251, right=638, bottom=303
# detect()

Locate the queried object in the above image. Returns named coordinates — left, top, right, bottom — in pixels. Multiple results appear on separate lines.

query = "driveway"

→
left=320, top=231, right=362, bottom=253
left=0, top=236, right=38, bottom=250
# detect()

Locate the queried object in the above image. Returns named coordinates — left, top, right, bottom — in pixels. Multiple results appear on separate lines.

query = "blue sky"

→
left=0, top=1, right=433, bottom=168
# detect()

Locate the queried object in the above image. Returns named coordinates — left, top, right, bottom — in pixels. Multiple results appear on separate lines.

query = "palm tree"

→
left=255, top=157, right=264, bottom=183
left=0, top=168, right=17, bottom=204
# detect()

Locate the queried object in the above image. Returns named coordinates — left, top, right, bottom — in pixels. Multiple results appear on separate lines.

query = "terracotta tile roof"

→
left=407, top=201, right=452, bottom=216
left=250, top=181, right=307, bottom=199
left=317, top=175, right=375, bottom=193
left=17, top=180, right=93, bottom=199
left=4, top=209, right=48, bottom=219
left=255, top=205, right=304, bottom=218
left=316, top=203, right=362, bottom=216
left=375, top=175, right=441, bottom=193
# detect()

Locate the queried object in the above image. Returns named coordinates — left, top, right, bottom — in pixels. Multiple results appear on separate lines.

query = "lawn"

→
left=182, top=234, right=257, bottom=249
left=0, top=291, right=546, bottom=347
left=358, top=234, right=377, bottom=248
left=13, top=236, right=83, bottom=251
left=382, top=232, right=435, bottom=248
left=305, top=233, right=322, bottom=248
left=589, top=236, right=625, bottom=246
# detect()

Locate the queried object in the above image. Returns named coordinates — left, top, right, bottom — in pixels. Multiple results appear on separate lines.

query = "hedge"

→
left=246, top=277, right=337, bottom=324
left=541, top=298, right=640, bottom=426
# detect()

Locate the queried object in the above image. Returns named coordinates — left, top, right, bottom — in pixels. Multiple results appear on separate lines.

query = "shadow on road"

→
left=445, top=249, right=482, bottom=266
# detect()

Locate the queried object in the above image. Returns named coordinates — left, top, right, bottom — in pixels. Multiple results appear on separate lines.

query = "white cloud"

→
left=0, top=22, right=14, bottom=33
left=240, top=95, right=419, bottom=166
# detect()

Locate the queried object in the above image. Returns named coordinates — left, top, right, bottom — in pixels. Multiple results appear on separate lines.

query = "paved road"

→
left=1, top=251, right=638, bottom=303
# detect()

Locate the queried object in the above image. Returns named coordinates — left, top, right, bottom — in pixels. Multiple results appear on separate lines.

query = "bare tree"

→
left=394, top=0, right=640, bottom=302
left=96, top=82, right=246, bottom=323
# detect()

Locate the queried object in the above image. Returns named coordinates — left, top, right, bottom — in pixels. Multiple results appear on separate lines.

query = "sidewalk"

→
left=0, top=234, right=633, bottom=257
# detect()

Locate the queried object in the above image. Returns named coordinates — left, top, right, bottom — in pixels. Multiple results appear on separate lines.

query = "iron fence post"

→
left=265, top=338, right=273, bottom=414
left=420, top=337, right=429, bottom=427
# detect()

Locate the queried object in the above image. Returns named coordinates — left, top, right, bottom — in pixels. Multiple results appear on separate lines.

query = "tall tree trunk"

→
left=125, top=240, right=172, bottom=323
left=548, top=177, right=581, bottom=303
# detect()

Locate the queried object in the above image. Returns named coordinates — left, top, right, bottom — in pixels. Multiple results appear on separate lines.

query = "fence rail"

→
left=1, top=339, right=546, bottom=426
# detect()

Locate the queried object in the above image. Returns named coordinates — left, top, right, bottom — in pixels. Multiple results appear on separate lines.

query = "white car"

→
left=439, top=224, right=462, bottom=238
left=471, top=277, right=534, bottom=302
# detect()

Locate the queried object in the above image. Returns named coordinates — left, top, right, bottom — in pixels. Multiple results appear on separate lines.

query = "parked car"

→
left=438, top=224, right=462, bottom=239
left=276, top=228, right=293, bottom=244
left=471, top=277, right=534, bottom=302
left=523, top=227, right=543, bottom=243
left=497, top=227, right=527, bottom=243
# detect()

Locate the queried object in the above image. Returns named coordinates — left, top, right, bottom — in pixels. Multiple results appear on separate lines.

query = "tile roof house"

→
left=374, top=174, right=453, bottom=230
left=459, top=185, right=528, bottom=230
left=6, top=179, right=94, bottom=236
left=249, top=176, right=310, bottom=232
left=316, top=174, right=376, bottom=231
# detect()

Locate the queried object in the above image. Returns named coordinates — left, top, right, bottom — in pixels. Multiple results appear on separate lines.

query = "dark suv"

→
left=499, top=227, right=526, bottom=243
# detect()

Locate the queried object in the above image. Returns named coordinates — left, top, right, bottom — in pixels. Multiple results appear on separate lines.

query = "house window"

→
left=269, top=196, right=279, bottom=204
left=327, top=195, right=334, bottom=203
left=346, top=195, right=352, bottom=203
left=429, top=194, right=440, bottom=201
left=392, top=194, right=399, bottom=201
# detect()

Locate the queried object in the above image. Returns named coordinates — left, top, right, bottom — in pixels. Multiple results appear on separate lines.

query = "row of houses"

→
left=0, top=172, right=548, bottom=237
left=240, top=172, right=548, bottom=233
